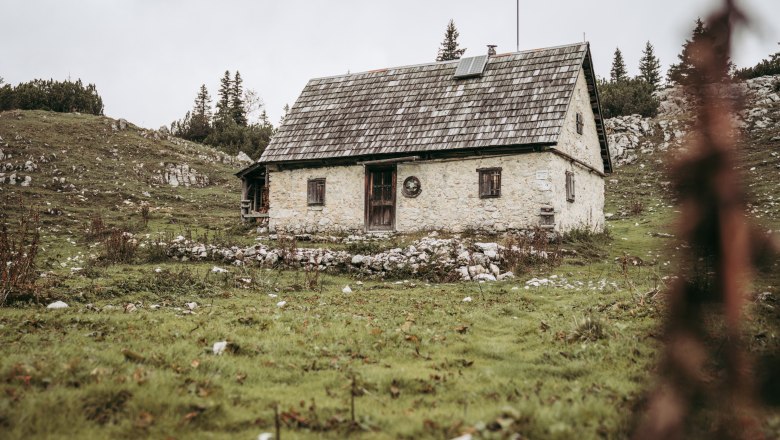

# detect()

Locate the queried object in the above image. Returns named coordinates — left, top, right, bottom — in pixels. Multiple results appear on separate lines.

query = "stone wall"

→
left=267, top=150, right=604, bottom=234
left=551, top=156, right=605, bottom=232
left=268, top=164, right=365, bottom=234
left=396, top=154, right=555, bottom=233
left=554, top=67, right=605, bottom=173
left=167, top=234, right=525, bottom=282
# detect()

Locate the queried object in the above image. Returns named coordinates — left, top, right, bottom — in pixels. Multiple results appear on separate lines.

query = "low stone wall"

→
left=166, top=235, right=535, bottom=282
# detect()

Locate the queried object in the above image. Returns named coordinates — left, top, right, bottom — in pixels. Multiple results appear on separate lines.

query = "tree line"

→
left=170, top=70, right=283, bottom=160
left=0, top=77, right=104, bottom=115
left=602, top=18, right=741, bottom=118
left=735, top=42, right=780, bottom=79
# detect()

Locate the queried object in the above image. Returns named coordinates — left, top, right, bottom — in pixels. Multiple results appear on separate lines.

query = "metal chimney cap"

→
left=487, top=45, right=497, bottom=56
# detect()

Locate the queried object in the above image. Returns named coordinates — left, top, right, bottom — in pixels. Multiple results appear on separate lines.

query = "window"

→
left=478, top=167, right=501, bottom=198
left=565, top=171, right=575, bottom=202
left=576, top=112, right=584, bottom=135
left=307, top=178, right=325, bottom=206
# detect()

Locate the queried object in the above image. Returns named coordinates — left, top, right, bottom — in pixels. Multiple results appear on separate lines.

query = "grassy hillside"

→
left=0, top=98, right=779, bottom=439
left=0, top=110, right=250, bottom=270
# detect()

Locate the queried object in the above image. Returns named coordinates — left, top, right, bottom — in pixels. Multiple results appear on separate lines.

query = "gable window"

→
left=478, top=167, right=502, bottom=198
left=565, top=171, right=575, bottom=202
left=576, top=112, right=584, bottom=135
left=307, top=178, right=326, bottom=206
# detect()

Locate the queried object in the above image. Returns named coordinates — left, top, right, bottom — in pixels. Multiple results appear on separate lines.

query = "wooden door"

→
left=365, top=166, right=396, bottom=231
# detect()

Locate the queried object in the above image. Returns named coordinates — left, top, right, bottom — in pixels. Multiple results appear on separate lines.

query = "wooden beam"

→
left=357, top=156, right=420, bottom=166
left=549, top=148, right=606, bottom=177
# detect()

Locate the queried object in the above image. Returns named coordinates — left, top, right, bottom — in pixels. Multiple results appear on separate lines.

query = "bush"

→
left=0, top=78, right=104, bottom=115
left=598, top=78, right=659, bottom=118
left=142, top=232, right=172, bottom=264
left=567, top=315, right=607, bottom=342
left=502, top=228, right=562, bottom=274
left=86, top=214, right=108, bottom=240
left=100, top=229, right=138, bottom=264
left=1, top=210, right=40, bottom=306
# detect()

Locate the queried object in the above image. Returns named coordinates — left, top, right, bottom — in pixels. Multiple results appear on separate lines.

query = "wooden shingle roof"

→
left=259, top=42, right=611, bottom=172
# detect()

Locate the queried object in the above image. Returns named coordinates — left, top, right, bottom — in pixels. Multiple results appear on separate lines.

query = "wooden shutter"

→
left=566, top=171, right=575, bottom=202
left=478, top=168, right=502, bottom=198
left=307, top=178, right=325, bottom=205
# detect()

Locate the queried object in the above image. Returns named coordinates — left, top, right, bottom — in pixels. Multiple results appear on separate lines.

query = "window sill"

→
left=308, top=205, right=324, bottom=211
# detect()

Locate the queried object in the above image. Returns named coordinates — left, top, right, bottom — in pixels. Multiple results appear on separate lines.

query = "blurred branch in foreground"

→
left=633, top=0, right=779, bottom=438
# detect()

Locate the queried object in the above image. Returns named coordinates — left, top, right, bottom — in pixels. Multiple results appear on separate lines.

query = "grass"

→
left=0, top=261, right=662, bottom=439
left=1, top=109, right=779, bottom=438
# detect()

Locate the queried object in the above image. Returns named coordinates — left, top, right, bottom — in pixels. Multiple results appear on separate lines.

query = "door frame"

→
left=364, top=165, right=397, bottom=232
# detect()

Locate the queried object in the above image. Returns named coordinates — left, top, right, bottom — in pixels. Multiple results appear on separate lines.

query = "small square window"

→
left=566, top=171, right=575, bottom=202
left=576, top=113, right=584, bottom=135
left=478, top=168, right=501, bottom=198
left=307, top=178, right=326, bottom=206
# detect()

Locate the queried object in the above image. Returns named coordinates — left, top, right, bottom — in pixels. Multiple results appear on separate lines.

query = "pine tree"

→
left=259, top=110, right=272, bottom=129
left=638, top=41, right=662, bottom=91
left=189, top=84, right=213, bottom=142
left=215, top=70, right=232, bottom=126
left=667, top=19, right=706, bottom=85
left=610, top=48, right=628, bottom=82
left=436, top=19, right=466, bottom=61
left=231, top=71, right=247, bottom=126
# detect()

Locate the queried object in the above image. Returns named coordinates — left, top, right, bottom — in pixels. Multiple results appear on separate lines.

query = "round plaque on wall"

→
left=402, top=176, right=422, bottom=198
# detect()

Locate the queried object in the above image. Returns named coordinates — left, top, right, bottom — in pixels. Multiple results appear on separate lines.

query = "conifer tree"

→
left=259, top=110, right=272, bottom=129
left=231, top=71, right=247, bottom=126
left=436, top=19, right=466, bottom=61
left=639, top=41, right=662, bottom=91
left=667, top=19, right=706, bottom=85
left=215, top=70, right=232, bottom=126
left=610, top=48, right=628, bottom=82
left=189, top=84, right=213, bottom=142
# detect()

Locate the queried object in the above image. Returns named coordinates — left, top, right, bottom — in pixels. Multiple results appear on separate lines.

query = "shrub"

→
left=139, top=203, right=150, bottom=226
left=86, top=214, right=108, bottom=240
left=0, top=210, right=40, bottom=306
left=142, top=232, right=172, bottom=263
left=561, top=227, right=612, bottom=262
left=598, top=78, right=660, bottom=118
left=774, top=80, right=780, bottom=93
left=567, top=315, right=607, bottom=342
left=100, top=229, right=138, bottom=264
left=502, top=228, right=561, bottom=274
left=629, top=200, right=645, bottom=216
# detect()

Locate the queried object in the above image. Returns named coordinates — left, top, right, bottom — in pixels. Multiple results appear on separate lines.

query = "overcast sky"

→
left=2, top=0, right=778, bottom=129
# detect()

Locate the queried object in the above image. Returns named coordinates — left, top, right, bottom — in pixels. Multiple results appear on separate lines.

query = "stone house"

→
left=236, top=42, right=612, bottom=234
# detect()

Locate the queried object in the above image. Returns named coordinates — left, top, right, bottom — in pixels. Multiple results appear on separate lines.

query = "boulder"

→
left=46, top=300, right=68, bottom=309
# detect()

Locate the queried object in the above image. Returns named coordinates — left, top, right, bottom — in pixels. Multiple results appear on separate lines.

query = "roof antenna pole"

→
left=516, top=0, right=520, bottom=52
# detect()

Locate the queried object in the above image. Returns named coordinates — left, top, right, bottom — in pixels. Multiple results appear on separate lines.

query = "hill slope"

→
left=0, top=110, right=251, bottom=266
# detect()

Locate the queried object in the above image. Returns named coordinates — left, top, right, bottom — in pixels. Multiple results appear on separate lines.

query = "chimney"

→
left=487, top=45, right=497, bottom=56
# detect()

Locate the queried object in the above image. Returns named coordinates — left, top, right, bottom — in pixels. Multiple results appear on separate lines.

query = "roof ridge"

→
left=310, top=42, right=588, bottom=81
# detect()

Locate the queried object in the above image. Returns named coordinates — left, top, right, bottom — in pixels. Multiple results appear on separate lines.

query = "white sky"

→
left=2, top=0, right=778, bottom=129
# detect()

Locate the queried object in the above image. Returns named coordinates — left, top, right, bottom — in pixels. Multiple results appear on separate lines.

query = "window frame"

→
left=307, top=178, right=326, bottom=206
left=576, top=112, right=584, bottom=135
left=477, top=167, right=502, bottom=199
left=565, top=171, right=575, bottom=202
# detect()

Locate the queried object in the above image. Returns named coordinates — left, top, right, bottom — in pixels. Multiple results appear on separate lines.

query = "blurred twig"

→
left=633, top=0, right=766, bottom=439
